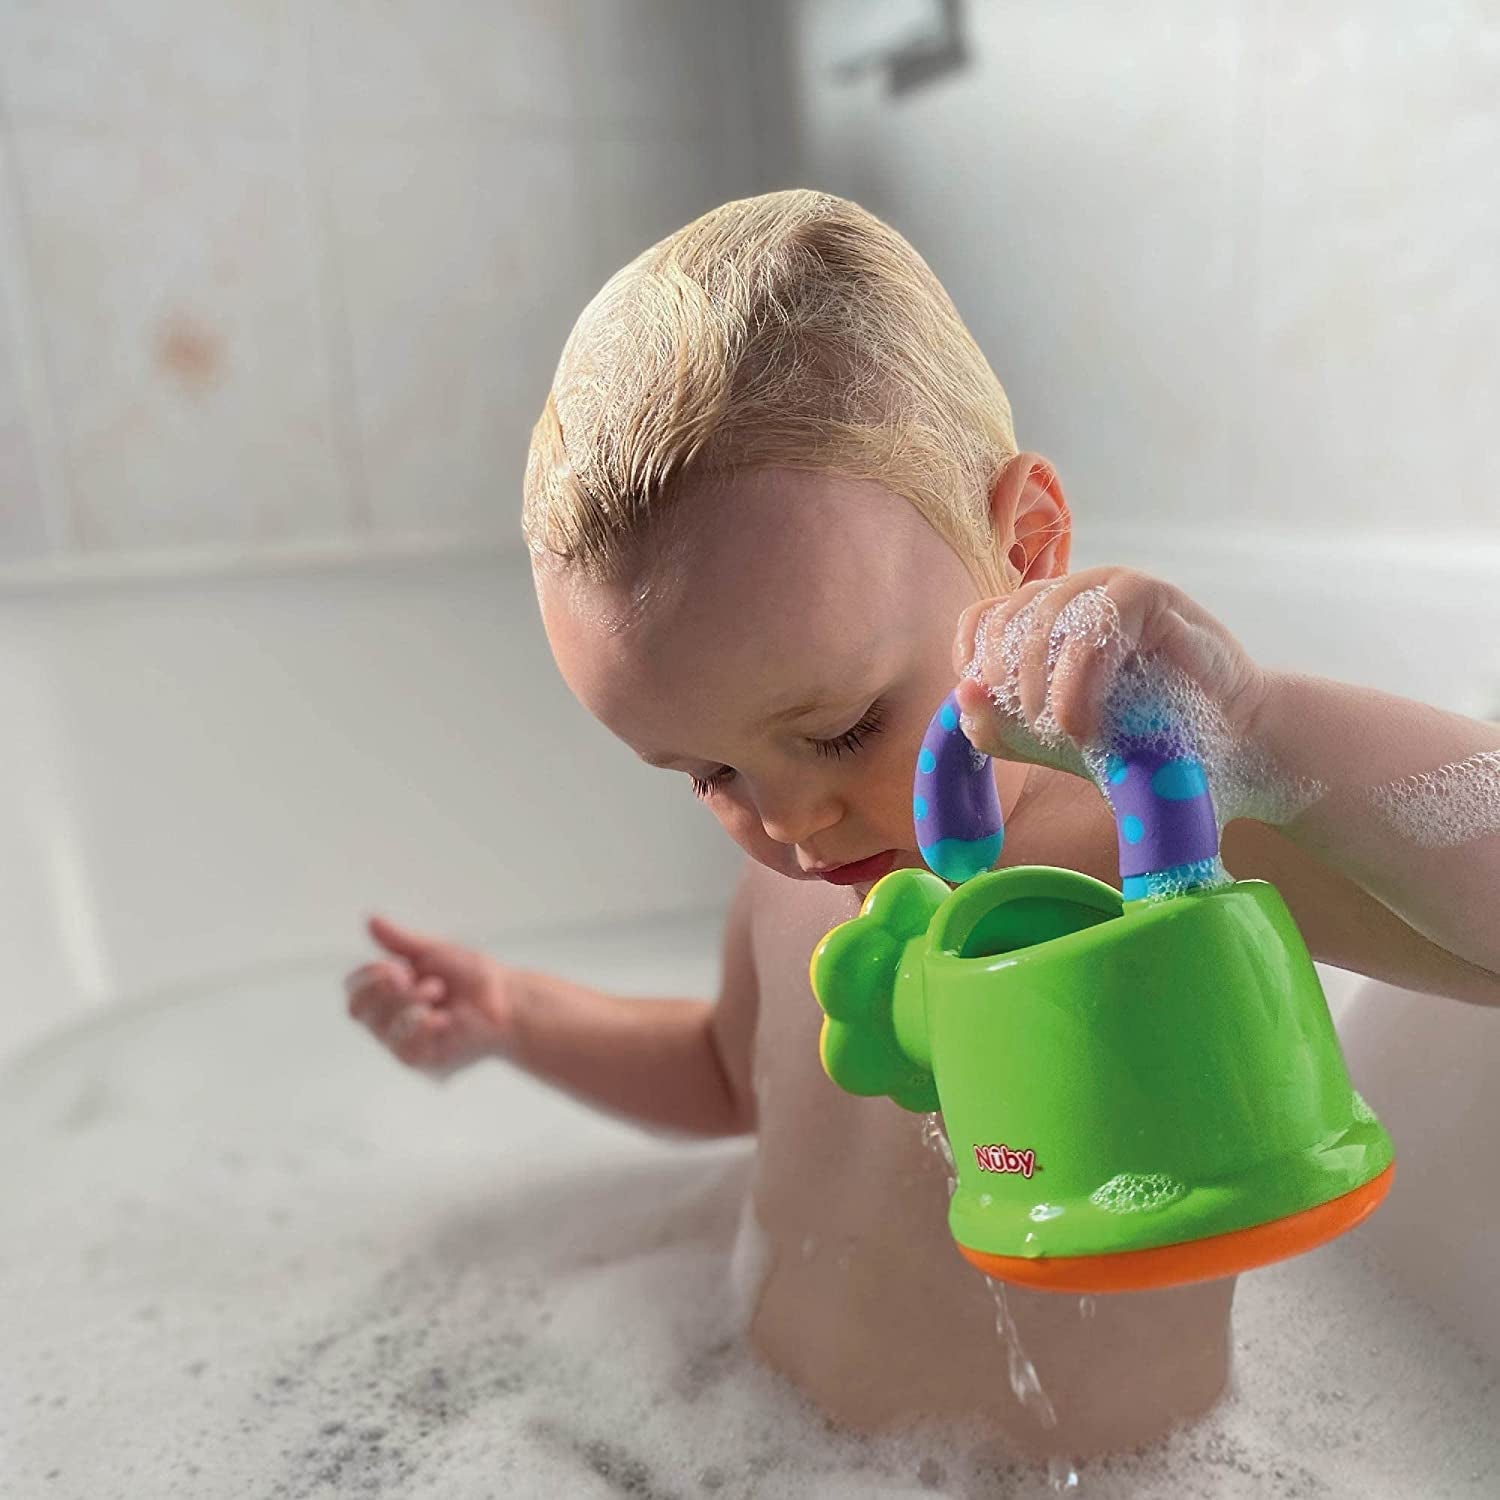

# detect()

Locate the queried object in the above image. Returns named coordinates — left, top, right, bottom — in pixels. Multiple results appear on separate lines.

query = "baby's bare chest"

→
left=743, top=866, right=947, bottom=1251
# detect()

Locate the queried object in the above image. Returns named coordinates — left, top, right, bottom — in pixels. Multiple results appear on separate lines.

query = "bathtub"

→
left=3, top=539, right=1498, bottom=1495
left=3, top=910, right=1498, bottom=1499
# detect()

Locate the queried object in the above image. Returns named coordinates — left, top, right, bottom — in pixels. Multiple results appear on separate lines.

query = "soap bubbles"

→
left=1364, top=747, right=1500, bottom=849
left=963, top=585, right=1327, bottom=837
left=1089, top=1172, right=1190, bottom=1215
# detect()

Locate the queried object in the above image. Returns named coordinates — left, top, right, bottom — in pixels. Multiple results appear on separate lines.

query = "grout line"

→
left=287, top=1, right=371, bottom=538
left=1072, top=523, right=1500, bottom=579
left=0, top=530, right=525, bottom=593
left=0, top=112, right=586, bottom=141
left=1226, top=0, right=1271, bottom=527
left=0, top=101, right=77, bottom=556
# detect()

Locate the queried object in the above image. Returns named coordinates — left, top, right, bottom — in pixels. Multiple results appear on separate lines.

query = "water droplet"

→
left=986, top=1278, right=1059, bottom=1429
left=1029, top=1202, right=1065, bottom=1221
left=1047, top=1454, right=1081, bottom=1491
left=1078, top=1296, right=1096, bottom=1320
left=919, top=1113, right=957, bottom=1197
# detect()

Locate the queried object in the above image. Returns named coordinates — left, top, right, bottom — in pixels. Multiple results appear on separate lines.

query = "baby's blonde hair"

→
left=522, top=188, right=1021, bottom=593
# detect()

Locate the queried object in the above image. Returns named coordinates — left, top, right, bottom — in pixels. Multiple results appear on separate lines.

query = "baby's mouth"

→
left=813, top=850, right=899, bottom=886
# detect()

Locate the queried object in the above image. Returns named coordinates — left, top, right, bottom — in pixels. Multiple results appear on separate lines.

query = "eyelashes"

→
left=691, top=768, right=733, bottom=799
left=811, top=699, right=887, bottom=760
left=691, top=699, right=889, bottom=799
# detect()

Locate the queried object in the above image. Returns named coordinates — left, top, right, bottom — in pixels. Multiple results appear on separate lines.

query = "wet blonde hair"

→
left=522, top=188, right=1022, bottom=593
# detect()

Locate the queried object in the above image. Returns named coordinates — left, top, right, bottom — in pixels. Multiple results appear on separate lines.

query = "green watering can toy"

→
left=808, top=684, right=1395, bottom=1294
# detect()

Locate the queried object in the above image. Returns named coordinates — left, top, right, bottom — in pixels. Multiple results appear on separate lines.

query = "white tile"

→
left=790, top=1, right=1251, bottom=532
left=582, top=133, right=748, bottom=284
left=0, top=336, right=48, bottom=562
left=323, top=129, right=593, bottom=536
left=12, top=127, right=348, bottom=552
left=0, top=0, right=295, bottom=129
left=0, top=143, right=51, bottom=563
left=1251, top=0, right=1500, bottom=532
left=573, top=0, right=728, bottom=130
left=308, top=0, right=580, bottom=126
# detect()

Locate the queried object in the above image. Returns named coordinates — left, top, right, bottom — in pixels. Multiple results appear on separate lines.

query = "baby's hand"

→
left=344, top=914, right=521, bottom=1079
left=951, top=566, right=1270, bottom=763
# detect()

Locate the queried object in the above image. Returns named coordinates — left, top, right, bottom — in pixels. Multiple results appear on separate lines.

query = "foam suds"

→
left=961, top=587, right=1327, bottom=840
left=1362, top=748, right=1500, bottom=849
left=4, top=967, right=1499, bottom=1498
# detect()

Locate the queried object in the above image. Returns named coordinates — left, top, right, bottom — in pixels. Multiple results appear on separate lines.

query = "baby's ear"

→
left=991, top=452, right=1072, bottom=584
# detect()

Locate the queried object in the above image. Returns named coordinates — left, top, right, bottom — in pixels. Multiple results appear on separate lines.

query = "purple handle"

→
left=1100, top=738, right=1220, bottom=901
left=914, top=687, right=1220, bottom=899
left=914, top=690, right=1004, bottom=884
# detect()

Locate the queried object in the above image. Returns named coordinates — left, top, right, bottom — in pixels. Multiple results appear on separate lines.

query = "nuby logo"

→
left=974, top=1143, right=1037, bottom=1178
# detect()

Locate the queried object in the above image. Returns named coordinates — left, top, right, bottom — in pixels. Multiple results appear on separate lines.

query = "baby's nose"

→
left=758, top=792, right=839, bottom=850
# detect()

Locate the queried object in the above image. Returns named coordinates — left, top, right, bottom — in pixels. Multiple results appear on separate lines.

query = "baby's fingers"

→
left=1044, top=629, right=1112, bottom=745
left=955, top=676, right=1006, bottom=755
left=348, top=978, right=451, bottom=1059
left=345, top=959, right=407, bottom=1016
left=382, top=1002, right=454, bottom=1063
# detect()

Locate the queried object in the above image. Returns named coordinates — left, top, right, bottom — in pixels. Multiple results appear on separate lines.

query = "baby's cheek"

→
left=863, top=749, right=924, bottom=851
left=714, top=796, right=781, bottom=866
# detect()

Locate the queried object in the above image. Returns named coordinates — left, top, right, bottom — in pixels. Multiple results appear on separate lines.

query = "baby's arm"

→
left=346, top=867, right=759, bottom=1137
left=1225, top=671, right=1500, bottom=1003
left=506, top=861, right=759, bottom=1137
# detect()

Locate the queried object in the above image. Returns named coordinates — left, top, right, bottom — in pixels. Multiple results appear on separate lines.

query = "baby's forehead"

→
left=546, top=465, right=950, bottom=644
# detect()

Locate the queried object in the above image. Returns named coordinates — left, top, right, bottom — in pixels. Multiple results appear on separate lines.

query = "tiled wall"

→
left=0, top=0, right=765, bottom=576
left=782, top=0, right=1500, bottom=541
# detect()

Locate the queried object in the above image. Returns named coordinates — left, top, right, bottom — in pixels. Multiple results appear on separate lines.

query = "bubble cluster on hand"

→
left=961, top=584, right=1327, bottom=838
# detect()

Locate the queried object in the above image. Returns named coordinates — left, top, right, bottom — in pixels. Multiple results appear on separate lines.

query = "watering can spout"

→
left=810, top=867, right=944, bottom=1115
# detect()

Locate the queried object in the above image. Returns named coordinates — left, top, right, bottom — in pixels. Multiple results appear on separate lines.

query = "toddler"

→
left=345, top=191, right=1500, bottom=1463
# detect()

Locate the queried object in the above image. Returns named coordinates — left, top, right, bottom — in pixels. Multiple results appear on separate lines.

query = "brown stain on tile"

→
left=156, top=314, right=225, bottom=394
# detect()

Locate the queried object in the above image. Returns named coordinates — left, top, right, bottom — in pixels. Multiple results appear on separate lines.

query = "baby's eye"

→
left=811, top=699, right=887, bottom=760
left=692, top=767, right=735, bottom=799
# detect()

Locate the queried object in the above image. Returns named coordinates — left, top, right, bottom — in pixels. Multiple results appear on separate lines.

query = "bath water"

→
left=3, top=942, right=1497, bottom=1498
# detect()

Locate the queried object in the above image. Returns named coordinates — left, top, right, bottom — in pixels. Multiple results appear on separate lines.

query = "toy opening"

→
left=956, top=893, right=1119, bottom=959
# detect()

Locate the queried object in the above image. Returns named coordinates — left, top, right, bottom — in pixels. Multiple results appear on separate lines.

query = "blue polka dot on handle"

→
left=1102, top=743, right=1219, bottom=901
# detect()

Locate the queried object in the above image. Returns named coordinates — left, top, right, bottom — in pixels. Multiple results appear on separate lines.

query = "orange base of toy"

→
left=958, top=1162, right=1396, bottom=1293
